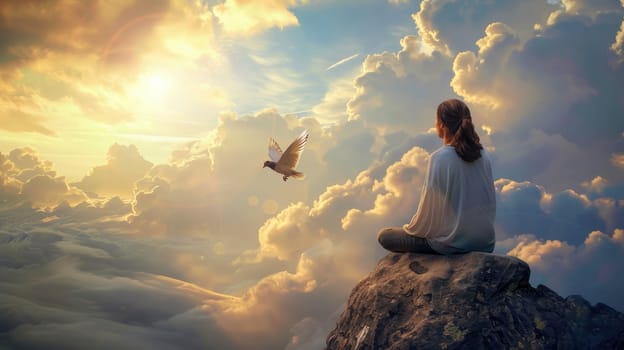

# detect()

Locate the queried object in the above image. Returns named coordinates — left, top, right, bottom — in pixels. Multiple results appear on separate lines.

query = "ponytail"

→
left=451, top=117, right=482, bottom=162
left=437, top=99, right=483, bottom=162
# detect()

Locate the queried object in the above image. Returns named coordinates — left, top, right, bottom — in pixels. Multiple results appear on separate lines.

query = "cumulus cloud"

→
left=413, top=0, right=556, bottom=55
left=450, top=22, right=521, bottom=109
left=507, top=235, right=575, bottom=266
left=257, top=202, right=319, bottom=261
left=505, top=228, right=624, bottom=310
left=74, top=144, right=153, bottom=198
left=0, top=153, right=21, bottom=201
left=127, top=109, right=332, bottom=240
left=494, top=178, right=623, bottom=245
left=311, top=78, right=355, bottom=123
left=547, top=0, right=623, bottom=24
left=448, top=6, right=624, bottom=191
left=20, top=175, right=87, bottom=208
left=581, top=176, right=608, bottom=193
left=453, top=11, right=624, bottom=136
left=612, top=153, right=624, bottom=169
left=246, top=144, right=431, bottom=277
left=612, top=19, right=624, bottom=59
left=493, top=129, right=611, bottom=191
left=347, top=35, right=456, bottom=134
left=0, top=147, right=88, bottom=209
left=6, top=147, right=56, bottom=182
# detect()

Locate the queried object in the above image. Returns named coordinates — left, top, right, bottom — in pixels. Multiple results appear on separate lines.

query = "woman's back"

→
left=378, top=98, right=496, bottom=255
left=418, top=145, right=496, bottom=253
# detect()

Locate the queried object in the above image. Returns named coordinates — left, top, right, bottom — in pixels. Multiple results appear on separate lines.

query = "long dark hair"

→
left=437, top=99, right=483, bottom=162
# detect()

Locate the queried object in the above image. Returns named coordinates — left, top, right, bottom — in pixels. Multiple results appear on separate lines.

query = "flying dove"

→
left=263, top=130, right=308, bottom=181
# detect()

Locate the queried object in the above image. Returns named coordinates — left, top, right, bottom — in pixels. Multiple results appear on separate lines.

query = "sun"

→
left=139, top=71, right=171, bottom=98
left=130, top=69, right=174, bottom=108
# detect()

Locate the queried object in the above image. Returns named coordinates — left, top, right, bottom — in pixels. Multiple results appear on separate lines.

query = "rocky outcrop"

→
left=326, top=252, right=624, bottom=349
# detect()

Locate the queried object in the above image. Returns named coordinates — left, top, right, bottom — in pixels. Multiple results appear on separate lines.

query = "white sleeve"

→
left=402, top=155, right=455, bottom=238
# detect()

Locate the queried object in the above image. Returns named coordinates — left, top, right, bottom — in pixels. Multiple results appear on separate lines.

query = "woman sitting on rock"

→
left=378, top=99, right=496, bottom=255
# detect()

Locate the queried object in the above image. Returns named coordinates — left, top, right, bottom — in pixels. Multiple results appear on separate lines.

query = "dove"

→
left=263, top=130, right=308, bottom=181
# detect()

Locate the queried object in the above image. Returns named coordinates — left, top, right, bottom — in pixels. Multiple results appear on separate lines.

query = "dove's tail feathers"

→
left=291, top=171, right=305, bottom=180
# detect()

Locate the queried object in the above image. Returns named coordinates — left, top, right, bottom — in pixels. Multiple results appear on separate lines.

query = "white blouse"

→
left=403, top=145, right=496, bottom=254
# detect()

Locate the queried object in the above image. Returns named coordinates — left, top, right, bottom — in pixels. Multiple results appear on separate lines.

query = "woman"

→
left=378, top=99, right=496, bottom=254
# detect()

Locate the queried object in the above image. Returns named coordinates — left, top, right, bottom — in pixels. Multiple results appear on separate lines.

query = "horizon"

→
left=1, top=0, right=624, bottom=349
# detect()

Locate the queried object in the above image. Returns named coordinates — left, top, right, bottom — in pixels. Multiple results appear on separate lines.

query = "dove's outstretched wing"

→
left=276, top=130, right=308, bottom=169
left=268, top=138, right=283, bottom=162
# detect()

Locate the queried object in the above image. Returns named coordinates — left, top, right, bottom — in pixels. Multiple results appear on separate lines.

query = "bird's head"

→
left=263, top=160, right=272, bottom=168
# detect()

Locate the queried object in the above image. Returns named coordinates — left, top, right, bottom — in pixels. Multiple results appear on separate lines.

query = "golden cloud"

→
left=611, top=20, right=624, bottom=59
left=0, top=147, right=89, bottom=209
left=450, top=22, right=521, bottom=111
left=0, top=0, right=215, bottom=134
left=507, top=238, right=574, bottom=266
left=258, top=202, right=316, bottom=260
left=74, top=143, right=153, bottom=198
left=612, top=153, right=624, bottom=169
left=580, top=176, right=608, bottom=193
left=412, top=0, right=452, bottom=56
left=21, top=175, right=88, bottom=208
left=213, top=0, right=301, bottom=36
left=614, top=228, right=624, bottom=243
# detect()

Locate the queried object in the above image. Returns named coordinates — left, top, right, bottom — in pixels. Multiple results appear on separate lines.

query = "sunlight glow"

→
left=139, top=72, right=171, bottom=98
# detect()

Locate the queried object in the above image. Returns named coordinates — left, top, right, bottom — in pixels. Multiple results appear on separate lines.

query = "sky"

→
left=1, top=0, right=623, bottom=349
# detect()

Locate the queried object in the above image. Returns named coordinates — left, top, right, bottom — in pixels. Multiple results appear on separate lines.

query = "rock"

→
left=326, top=252, right=624, bottom=349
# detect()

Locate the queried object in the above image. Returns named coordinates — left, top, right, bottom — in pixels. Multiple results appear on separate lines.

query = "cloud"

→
left=504, top=228, right=624, bottom=310
left=612, top=153, right=624, bottom=169
left=127, top=109, right=332, bottom=239
left=0, top=0, right=215, bottom=133
left=0, top=0, right=213, bottom=70
left=0, top=108, right=56, bottom=136
left=340, top=146, right=431, bottom=231
left=450, top=22, right=521, bottom=109
left=547, top=0, right=623, bottom=24
left=0, top=216, right=349, bottom=350
left=0, top=147, right=89, bottom=209
left=507, top=235, right=576, bottom=266
left=2, top=126, right=624, bottom=350
left=257, top=202, right=318, bottom=261
left=347, top=35, right=456, bottom=134
left=212, top=0, right=302, bottom=36
left=452, top=8, right=624, bottom=138
left=285, top=317, right=329, bottom=350
left=20, top=175, right=86, bottom=208
left=448, top=7, right=624, bottom=191
left=494, top=178, right=623, bottom=245
left=413, top=0, right=557, bottom=55
left=6, top=147, right=56, bottom=182
left=311, top=78, right=354, bottom=123
left=612, top=19, right=624, bottom=59
left=2, top=1, right=624, bottom=347
left=248, top=144, right=431, bottom=273
left=73, top=144, right=153, bottom=198
left=581, top=176, right=609, bottom=193
left=492, top=129, right=613, bottom=191
left=0, top=156, right=21, bottom=201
